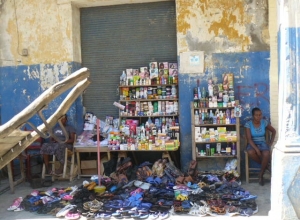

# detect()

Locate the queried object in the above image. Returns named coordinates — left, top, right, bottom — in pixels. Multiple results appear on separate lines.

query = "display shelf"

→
left=120, top=98, right=178, bottom=102
left=120, top=114, right=178, bottom=118
left=119, top=84, right=178, bottom=88
left=191, top=101, right=240, bottom=174
left=196, top=155, right=237, bottom=158
left=193, top=124, right=236, bottom=127
left=195, top=141, right=237, bottom=144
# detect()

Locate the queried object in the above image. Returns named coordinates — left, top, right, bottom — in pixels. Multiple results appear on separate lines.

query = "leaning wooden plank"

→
left=0, top=78, right=91, bottom=169
left=0, top=68, right=90, bottom=139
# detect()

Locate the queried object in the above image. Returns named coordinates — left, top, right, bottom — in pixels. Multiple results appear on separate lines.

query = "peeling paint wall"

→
left=176, top=0, right=269, bottom=53
left=0, top=0, right=83, bottom=131
left=0, top=0, right=80, bottom=66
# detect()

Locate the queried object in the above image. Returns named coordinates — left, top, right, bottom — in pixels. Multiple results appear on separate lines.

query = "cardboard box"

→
left=81, top=160, right=98, bottom=175
left=81, top=156, right=109, bottom=175
left=82, top=169, right=97, bottom=175
left=81, top=160, right=97, bottom=169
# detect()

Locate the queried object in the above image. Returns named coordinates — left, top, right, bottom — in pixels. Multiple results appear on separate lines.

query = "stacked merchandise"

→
left=120, top=62, right=178, bottom=87
left=8, top=159, right=258, bottom=219
left=114, top=61, right=180, bottom=151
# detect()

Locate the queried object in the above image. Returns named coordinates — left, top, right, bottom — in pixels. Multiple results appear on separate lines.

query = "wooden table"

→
left=74, top=145, right=111, bottom=178
left=74, top=145, right=179, bottom=178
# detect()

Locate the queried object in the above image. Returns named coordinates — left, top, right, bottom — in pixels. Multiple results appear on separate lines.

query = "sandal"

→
left=56, top=205, right=77, bottom=218
left=175, top=176, right=185, bottom=185
left=151, top=159, right=162, bottom=176
left=188, top=160, right=197, bottom=177
left=7, top=197, right=23, bottom=211
left=65, top=211, right=80, bottom=220
left=87, top=181, right=97, bottom=190
left=173, top=200, right=183, bottom=212
left=183, top=175, right=194, bottom=184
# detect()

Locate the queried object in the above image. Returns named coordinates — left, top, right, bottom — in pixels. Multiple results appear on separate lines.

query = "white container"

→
left=171, top=85, right=177, bottom=98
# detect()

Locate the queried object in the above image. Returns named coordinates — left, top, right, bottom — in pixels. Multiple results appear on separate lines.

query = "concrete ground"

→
left=0, top=177, right=271, bottom=220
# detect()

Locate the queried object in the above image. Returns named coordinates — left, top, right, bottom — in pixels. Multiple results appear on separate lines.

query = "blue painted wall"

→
left=0, top=62, right=84, bottom=134
left=178, top=51, right=270, bottom=170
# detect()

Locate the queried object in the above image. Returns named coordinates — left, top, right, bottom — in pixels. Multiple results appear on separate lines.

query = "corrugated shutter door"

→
left=80, top=1, right=177, bottom=120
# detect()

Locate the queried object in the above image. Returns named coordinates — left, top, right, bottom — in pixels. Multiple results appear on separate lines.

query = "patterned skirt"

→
left=40, top=143, right=73, bottom=164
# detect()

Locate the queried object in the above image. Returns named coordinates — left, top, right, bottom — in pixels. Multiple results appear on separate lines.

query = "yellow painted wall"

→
left=0, top=0, right=79, bottom=66
left=176, top=0, right=269, bottom=54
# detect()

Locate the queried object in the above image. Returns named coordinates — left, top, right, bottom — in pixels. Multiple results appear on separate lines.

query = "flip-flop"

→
left=139, top=161, right=152, bottom=168
left=65, top=212, right=80, bottom=220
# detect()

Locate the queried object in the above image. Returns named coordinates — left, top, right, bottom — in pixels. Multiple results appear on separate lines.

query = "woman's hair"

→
left=61, top=114, right=68, bottom=120
left=252, top=107, right=261, bottom=116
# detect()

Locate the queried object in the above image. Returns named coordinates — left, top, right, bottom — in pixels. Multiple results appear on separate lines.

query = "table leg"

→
left=170, top=151, right=179, bottom=168
left=7, top=162, right=14, bottom=193
left=76, top=152, right=81, bottom=179
left=162, top=151, right=172, bottom=163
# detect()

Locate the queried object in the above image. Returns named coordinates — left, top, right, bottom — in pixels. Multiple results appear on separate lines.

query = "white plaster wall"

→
left=0, top=0, right=78, bottom=66
left=269, top=0, right=279, bottom=144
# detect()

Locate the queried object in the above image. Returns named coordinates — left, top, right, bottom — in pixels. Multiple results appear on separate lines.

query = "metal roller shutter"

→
left=80, top=1, right=177, bottom=120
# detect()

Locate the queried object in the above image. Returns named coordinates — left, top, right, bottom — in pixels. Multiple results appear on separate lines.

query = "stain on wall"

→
left=176, top=0, right=269, bottom=54
left=0, top=0, right=78, bottom=66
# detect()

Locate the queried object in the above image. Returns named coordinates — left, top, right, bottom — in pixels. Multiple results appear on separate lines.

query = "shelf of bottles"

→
left=110, top=117, right=180, bottom=151
left=114, top=62, right=180, bottom=152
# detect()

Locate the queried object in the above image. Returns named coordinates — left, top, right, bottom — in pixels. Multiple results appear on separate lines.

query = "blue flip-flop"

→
left=153, top=177, right=162, bottom=186
left=138, top=161, right=152, bottom=168
left=146, top=176, right=155, bottom=184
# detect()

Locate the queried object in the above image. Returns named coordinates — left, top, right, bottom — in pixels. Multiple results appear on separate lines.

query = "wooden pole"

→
left=97, top=119, right=101, bottom=186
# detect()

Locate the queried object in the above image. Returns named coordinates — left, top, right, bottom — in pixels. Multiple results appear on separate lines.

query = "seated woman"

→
left=40, top=114, right=76, bottom=175
left=245, top=107, right=276, bottom=186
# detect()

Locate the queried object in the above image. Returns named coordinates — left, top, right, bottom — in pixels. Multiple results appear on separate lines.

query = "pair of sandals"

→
left=116, top=157, right=132, bottom=174
left=151, top=159, right=165, bottom=177
left=137, top=166, right=152, bottom=181
left=175, top=175, right=194, bottom=185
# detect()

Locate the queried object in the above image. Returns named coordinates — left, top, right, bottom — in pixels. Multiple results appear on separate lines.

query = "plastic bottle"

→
left=171, top=85, right=177, bottom=98
left=232, top=142, right=236, bottom=156
left=194, top=110, right=199, bottom=125
left=201, top=87, right=206, bottom=98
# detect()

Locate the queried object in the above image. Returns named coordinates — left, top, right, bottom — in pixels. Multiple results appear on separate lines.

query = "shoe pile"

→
left=8, top=159, right=259, bottom=218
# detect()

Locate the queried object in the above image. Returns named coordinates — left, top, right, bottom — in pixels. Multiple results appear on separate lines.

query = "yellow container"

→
left=94, top=185, right=106, bottom=194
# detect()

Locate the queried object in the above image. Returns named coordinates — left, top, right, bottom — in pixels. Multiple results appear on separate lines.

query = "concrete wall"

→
left=0, top=0, right=274, bottom=171
left=0, top=0, right=83, bottom=132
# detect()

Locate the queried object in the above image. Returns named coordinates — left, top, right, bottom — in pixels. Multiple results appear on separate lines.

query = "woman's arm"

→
left=266, top=124, right=276, bottom=146
left=65, top=132, right=76, bottom=144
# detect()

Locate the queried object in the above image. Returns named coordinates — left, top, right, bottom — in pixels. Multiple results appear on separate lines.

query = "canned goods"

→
left=157, top=86, right=162, bottom=95
left=147, top=87, right=153, bottom=95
